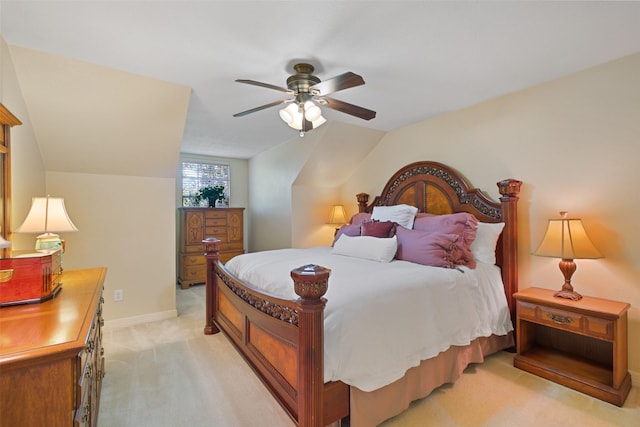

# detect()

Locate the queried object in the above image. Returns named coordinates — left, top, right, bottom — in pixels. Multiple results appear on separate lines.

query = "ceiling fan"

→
left=233, top=63, right=376, bottom=136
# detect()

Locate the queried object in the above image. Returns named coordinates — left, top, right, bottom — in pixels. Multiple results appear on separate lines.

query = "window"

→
left=181, top=161, right=230, bottom=207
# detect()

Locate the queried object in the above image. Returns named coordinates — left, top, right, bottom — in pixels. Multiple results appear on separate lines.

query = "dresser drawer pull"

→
left=549, top=313, right=573, bottom=324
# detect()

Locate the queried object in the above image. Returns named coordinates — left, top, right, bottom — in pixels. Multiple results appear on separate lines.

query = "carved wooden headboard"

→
left=356, top=161, right=522, bottom=318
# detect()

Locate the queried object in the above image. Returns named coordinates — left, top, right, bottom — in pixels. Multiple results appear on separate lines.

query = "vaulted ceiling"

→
left=2, top=1, right=639, bottom=159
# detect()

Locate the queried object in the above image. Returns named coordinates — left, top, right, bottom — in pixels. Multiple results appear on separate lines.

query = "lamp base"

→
left=554, top=289, right=583, bottom=301
left=35, top=232, right=62, bottom=253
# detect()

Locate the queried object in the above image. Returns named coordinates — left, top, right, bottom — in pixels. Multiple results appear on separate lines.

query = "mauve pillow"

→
left=395, top=226, right=456, bottom=268
left=361, top=220, right=397, bottom=238
left=350, top=212, right=372, bottom=225
left=412, top=212, right=478, bottom=268
left=332, top=223, right=362, bottom=246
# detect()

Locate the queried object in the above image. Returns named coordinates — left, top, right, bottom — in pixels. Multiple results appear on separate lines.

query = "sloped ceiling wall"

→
left=8, top=45, right=191, bottom=178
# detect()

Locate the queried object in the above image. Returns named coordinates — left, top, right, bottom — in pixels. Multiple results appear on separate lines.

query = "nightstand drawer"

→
left=584, top=316, right=614, bottom=340
left=537, top=305, right=583, bottom=334
left=518, top=300, right=614, bottom=340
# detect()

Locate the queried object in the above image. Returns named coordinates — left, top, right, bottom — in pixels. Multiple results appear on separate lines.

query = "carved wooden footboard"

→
left=203, top=161, right=522, bottom=427
left=203, top=240, right=349, bottom=426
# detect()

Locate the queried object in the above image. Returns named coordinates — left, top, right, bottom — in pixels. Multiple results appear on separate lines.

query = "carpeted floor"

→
left=99, top=285, right=639, bottom=427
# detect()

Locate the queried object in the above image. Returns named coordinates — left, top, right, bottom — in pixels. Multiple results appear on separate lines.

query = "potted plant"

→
left=194, top=185, right=226, bottom=207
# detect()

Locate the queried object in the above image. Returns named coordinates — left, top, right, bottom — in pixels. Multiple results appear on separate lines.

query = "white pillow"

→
left=470, top=222, right=505, bottom=265
left=371, top=204, right=419, bottom=229
left=332, top=235, right=398, bottom=263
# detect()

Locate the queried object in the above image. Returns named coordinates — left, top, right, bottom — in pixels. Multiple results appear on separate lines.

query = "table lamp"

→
left=533, top=211, right=602, bottom=300
left=327, top=205, right=348, bottom=231
left=15, top=195, right=78, bottom=252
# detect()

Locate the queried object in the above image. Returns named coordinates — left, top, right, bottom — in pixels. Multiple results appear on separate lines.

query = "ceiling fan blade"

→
left=310, top=72, right=365, bottom=96
left=235, top=79, right=293, bottom=94
left=233, top=99, right=291, bottom=117
left=322, top=97, right=376, bottom=121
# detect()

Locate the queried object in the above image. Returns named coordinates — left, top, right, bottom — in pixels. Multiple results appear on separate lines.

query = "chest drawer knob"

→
left=549, top=313, right=573, bottom=324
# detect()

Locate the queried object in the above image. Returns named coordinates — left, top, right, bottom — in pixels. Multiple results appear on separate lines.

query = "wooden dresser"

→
left=0, top=267, right=107, bottom=427
left=178, top=207, right=244, bottom=289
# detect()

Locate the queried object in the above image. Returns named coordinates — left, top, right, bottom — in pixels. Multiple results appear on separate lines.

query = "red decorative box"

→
left=0, top=250, right=62, bottom=307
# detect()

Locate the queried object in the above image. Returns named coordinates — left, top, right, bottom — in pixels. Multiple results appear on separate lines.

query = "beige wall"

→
left=1, top=36, right=189, bottom=326
left=46, top=172, right=177, bottom=324
left=250, top=121, right=384, bottom=251
left=341, top=53, right=640, bottom=375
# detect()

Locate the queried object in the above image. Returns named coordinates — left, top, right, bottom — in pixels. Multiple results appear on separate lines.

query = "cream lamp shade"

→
left=533, top=211, right=602, bottom=300
left=15, top=196, right=78, bottom=252
left=327, top=205, right=348, bottom=227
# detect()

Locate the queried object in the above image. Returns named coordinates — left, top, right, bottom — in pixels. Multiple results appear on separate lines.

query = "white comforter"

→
left=224, top=246, right=513, bottom=392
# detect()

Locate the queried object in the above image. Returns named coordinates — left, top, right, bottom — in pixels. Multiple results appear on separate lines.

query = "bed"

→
left=202, top=161, right=522, bottom=427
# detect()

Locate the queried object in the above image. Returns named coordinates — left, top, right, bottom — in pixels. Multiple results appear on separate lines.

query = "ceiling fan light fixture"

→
left=279, top=104, right=297, bottom=124
left=303, top=101, right=322, bottom=121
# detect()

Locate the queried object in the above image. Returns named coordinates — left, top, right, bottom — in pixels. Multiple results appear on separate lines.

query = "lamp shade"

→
left=327, top=205, right=348, bottom=226
left=533, top=212, right=602, bottom=260
left=16, top=196, right=78, bottom=234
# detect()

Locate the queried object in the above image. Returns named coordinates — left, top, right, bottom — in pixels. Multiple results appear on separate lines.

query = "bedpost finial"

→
left=356, top=193, right=369, bottom=213
left=291, top=264, right=330, bottom=301
left=497, top=179, right=522, bottom=197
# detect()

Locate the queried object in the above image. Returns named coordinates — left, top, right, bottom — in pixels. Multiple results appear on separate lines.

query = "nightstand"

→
left=513, top=287, right=631, bottom=406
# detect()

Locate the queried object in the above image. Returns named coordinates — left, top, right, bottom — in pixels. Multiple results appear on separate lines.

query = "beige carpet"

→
left=99, top=285, right=639, bottom=427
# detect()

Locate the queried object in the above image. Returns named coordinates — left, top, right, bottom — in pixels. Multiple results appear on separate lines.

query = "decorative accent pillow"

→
left=332, top=235, right=398, bottom=263
left=471, top=222, right=505, bottom=265
left=412, top=212, right=478, bottom=268
left=371, top=204, right=419, bottom=229
left=395, top=226, right=456, bottom=268
left=332, top=223, right=362, bottom=246
left=349, top=212, right=372, bottom=225
left=361, top=220, right=397, bottom=238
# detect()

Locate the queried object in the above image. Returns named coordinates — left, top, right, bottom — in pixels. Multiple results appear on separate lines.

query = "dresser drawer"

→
left=205, top=218, right=227, bottom=227
left=183, top=265, right=205, bottom=280
left=205, top=226, right=228, bottom=238
left=204, top=210, right=228, bottom=220
left=183, top=255, right=206, bottom=267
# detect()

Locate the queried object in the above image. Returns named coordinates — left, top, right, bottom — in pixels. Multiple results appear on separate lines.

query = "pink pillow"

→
left=395, top=226, right=456, bottom=268
left=332, top=223, right=361, bottom=246
left=361, top=221, right=396, bottom=238
left=412, top=212, right=478, bottom=268
left=350, top=212, right=372, bottom=225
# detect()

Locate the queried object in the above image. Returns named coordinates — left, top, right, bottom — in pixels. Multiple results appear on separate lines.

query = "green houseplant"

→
left=194, top=185, right=226, bottom=207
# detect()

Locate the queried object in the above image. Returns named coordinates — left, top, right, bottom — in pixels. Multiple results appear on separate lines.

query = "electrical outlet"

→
left=114, top=289, right=124, bottom=301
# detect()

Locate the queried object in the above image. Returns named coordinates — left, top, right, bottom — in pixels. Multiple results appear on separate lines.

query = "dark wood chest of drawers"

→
left=178, top=208, right=244, bottom=288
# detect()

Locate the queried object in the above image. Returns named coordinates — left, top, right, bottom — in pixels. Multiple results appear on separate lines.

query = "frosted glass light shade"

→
left=304, top=101, right=322, bottom=121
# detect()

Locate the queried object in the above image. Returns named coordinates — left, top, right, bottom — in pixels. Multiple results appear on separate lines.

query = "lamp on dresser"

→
left=533, top=211, right=603, bottom=300
left=15, top=195, right=78, bottom=253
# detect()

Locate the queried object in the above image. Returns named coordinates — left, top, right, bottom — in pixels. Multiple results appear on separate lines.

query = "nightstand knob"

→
left=549, top=313, right=572, bottom=324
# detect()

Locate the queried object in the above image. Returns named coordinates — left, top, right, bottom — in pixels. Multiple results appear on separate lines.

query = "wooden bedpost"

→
left=203, top=237, right=221, bottom=335
left=291, top=264, right=330, bottom=427
left=356, top=193, right=369, bottom=213
left=497, top=179, right=522, bottom=322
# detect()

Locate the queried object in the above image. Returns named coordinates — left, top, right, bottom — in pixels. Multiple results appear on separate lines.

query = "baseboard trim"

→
left=103, top=309, right=177, bottom=329
left=631, top=369, right=639, bottom=387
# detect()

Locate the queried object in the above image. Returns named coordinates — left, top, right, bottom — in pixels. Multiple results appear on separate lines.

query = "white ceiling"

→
left=2, top=1, right=640, bottom=159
